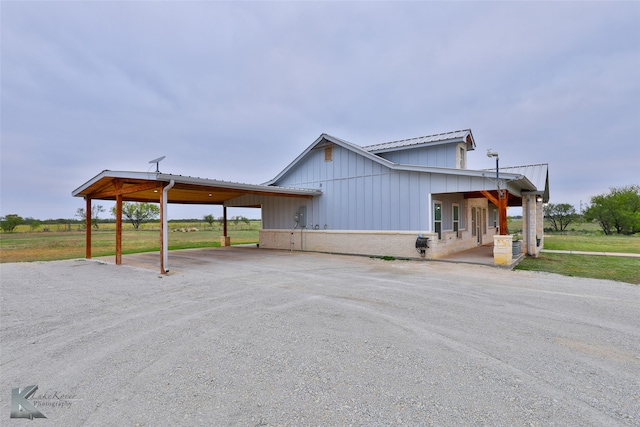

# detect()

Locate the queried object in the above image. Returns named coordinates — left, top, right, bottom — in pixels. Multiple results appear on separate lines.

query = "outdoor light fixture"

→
left=536, top=196, right=543, bottom=203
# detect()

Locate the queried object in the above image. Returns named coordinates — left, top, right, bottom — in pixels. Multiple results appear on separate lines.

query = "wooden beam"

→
left=85, top=197, right=92, bottom=259
left=482, top=190, right=509, bottom=235
left=89, top=180, right=162, bottom=199
left=480, top=190, right=499, bottom=207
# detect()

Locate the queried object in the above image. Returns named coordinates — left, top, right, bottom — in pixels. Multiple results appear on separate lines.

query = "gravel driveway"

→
left=1, top=248, right=639, bottom=426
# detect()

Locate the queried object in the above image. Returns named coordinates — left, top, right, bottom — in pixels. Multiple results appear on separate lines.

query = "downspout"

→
left=162, top=179, right=175, bottom=273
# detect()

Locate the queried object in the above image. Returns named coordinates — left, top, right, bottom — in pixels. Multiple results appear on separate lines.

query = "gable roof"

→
left=265, top=132, right=548, bottom=198
left=363, top=129, right=476, bottom=153
left=264, top=131, right=485, bottom=187
left=263, top=133, right=396, bottom=185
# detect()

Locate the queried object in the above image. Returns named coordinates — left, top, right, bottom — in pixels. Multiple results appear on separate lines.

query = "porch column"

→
left=536, top=196, right=544, bottom=255
left=85, top=197, right=92, bottom=259
left=524, top=194, right=538, bottom=256
left=160, top=180, right=175, bottom=274
left=220, top=206, right=230, bottom=246
left=522, top=195, right=530, bottom=254
left=498, top=190, right=508, bottom=235
left=115, top=194, right=122, bottom=265
left=160, top=189, right=165, bottom=274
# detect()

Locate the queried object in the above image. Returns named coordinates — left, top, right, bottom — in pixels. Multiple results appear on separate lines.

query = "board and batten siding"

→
left=228, top=143, right=491, bottom=232
left=375, top=144, right=458, bottom=168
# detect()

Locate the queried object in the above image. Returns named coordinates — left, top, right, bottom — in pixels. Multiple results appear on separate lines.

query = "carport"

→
left=72, top=170, right=321, bottom=274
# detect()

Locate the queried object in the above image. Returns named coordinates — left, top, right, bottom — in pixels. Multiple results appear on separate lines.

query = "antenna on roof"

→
left=149, top=156, right=166, bottom=173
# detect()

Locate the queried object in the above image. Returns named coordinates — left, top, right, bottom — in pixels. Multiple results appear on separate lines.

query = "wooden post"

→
left=115, top=194, right=122, bottom=265
left=85, top=197, right=92, bottom=259
left=499, top=190, right=509, bottom=236
left=482, top=190, right=509, bottom=235
left=223, top=206, right=228, bottom=237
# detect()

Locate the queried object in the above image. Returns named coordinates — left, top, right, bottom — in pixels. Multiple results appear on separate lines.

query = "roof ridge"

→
left=494, top=163, right=549, bottom=169
left=363, top=129, right=471, bottom=149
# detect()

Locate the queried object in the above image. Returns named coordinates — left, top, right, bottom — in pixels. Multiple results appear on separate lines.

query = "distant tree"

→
left=584, top=185, right=640, bottom=235
left=218, top=216, right=225, bottom=226
left=111, top=202, right=160, bottom=230
left=76, top=205, right=105, bottom=229
left=544, top=203, right=579, bottom=232
left=203, top=214, right=216, bottom=227
left=24, top=217, right=42, bottom=232
left=0, top=214, right=23, bottom=232
left=231, top=216, right=250, bottom=227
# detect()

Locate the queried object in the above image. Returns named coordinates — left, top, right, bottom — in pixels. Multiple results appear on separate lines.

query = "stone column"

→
left=521, top=195, right=529, bottom=253
left=493, top=234, right=513, bottom=266
left=535, top=197, right=544, bottom=256
left=525, top=194, right=538, bottom=256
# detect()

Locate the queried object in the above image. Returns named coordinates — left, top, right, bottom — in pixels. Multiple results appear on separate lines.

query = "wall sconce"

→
left=536, top=196, right=543, bottom=203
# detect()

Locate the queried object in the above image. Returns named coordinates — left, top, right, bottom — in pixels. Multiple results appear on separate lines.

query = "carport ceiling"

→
left=72, top=170, right=321, bottom=204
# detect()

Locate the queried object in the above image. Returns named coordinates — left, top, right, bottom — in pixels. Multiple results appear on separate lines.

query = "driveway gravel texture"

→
left=1, top=248, right=639, bottom=426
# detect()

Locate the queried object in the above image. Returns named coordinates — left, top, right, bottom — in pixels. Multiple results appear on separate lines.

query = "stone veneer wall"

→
left=259, top=229, right=487, bottom=259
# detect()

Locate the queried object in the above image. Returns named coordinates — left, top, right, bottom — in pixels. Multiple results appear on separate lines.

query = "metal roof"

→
left=73, top=170, right=321, bottom=204
left=486, top=163, right=550, bottom=202
left=363, top=129, right=476, bottom=153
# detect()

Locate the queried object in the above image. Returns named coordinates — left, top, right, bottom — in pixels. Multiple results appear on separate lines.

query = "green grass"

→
left=543, top=234, right=639, bottom=253
left=3, top=219, right=639, bottom=285
left=0, top=221, right=261, bottom=263
left=516, top=253, right=639, bottom=284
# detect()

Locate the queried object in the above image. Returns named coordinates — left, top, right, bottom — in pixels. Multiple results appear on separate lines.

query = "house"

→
left=73, top=129, right=549, bottom=273
left=227, top=130, right=549, bottom=263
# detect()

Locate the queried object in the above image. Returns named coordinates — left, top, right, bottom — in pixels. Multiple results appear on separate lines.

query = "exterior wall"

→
left=271, top=144, right=493, bottom=232
left=464, top=198, right=499, bottom=245
left=375, top=144, right=458, bottom=168
left=260, top=229, right=480, bottom=259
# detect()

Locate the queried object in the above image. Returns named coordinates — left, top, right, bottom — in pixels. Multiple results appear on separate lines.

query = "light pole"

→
left=487, top=149, right=507, bottom=235
left=486, top=149, right=499, bottom=197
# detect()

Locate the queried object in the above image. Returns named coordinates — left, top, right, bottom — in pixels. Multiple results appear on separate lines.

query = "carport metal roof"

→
left=73, top=170, right=322, bottom=275
left=72, top=170, right=322, bottom=203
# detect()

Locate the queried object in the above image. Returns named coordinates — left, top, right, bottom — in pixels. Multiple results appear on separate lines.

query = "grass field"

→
left=510, top=220, right=639, bottom=284
left=515, top=253, right=639, bottom=284
left=0, top=221, right=260, bottom=263
left=2, top=219, right=638, bottom=284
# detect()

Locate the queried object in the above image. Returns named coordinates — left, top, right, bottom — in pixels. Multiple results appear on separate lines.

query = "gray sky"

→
left=2, top=1, right=639, bottom=220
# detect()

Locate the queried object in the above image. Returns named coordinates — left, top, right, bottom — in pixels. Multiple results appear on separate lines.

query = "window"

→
left=482, top=208, right=487, bottom=235
left=324, top=146, right=333, bottom=161
left=459, top=147, right=465, bottom=169
left=453, top=204, right=460, bottom=238
left=434, top=202, right=442, bottom=239
left=493, top=209, right=498, bottom=227
left=471, top=207, right=476, bottom=236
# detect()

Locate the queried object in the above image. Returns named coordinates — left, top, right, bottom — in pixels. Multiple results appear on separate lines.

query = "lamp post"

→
left=486, top=149, right=499, bottom=197
left=487, top=149, right=507, bottom=235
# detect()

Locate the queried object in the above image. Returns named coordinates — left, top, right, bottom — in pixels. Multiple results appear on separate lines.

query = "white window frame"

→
left=453, top=203, right=460, bottom=238
left=434, top=201, right=443, bottom=240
